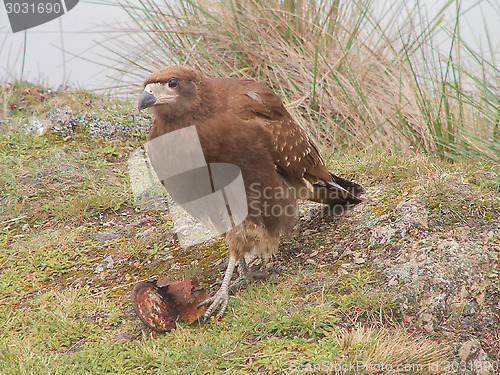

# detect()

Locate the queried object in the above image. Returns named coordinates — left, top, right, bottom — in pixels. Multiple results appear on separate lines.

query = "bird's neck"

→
left=148, top=115, right=190, bottom=140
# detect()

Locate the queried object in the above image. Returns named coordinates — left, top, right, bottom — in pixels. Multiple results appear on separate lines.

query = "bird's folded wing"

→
left=225, top=79, right=334, bottom=186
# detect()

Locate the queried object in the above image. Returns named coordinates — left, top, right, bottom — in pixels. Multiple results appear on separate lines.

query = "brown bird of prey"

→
left=138, top=66, right=364, bottom=318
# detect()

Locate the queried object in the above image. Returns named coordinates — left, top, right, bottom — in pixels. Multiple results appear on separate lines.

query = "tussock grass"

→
left=104, top=0, right=499, bottom=161
left=335, top=325, right=452, bottom=374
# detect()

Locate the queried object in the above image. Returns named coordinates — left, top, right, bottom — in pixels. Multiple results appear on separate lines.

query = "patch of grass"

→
left=0, top=82, right=149, bottom=228
left=327, top=270, right=399, bottom=324
left=0, top=276, right=448, bottom=374
left=327, top=151, right=500, bottom=225
left=0, top=132, right=132, bottom=226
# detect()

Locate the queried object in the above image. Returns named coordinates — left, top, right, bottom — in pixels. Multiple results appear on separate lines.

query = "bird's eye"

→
left=167, top=78, right=179, bottom=89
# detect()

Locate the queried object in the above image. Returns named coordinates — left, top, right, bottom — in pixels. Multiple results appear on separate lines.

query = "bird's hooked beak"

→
left=138, top=90, right=157, bottom=110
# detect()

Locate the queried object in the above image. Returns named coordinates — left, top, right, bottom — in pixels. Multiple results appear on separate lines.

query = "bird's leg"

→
left=237, top=256, right=251, bottom=280
left=207, top=257, right=256, bottom=294
left=227, top=257, right=252, bottom=293
left=229, top=256, right=280, bottom=293
left=199, top=255, right=237, bottom=318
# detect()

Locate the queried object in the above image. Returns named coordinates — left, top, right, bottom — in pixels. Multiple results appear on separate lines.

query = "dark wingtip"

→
left=329, top=173, right=365, bottom=199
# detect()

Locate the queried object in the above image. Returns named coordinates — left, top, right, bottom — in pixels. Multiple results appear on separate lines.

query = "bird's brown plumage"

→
left=139, top=66, right=364, bottom=317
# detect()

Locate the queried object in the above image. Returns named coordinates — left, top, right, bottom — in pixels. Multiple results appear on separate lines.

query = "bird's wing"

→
left=225, top=79, right=332, bottom=185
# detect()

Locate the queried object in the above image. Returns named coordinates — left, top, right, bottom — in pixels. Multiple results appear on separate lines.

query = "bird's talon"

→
left=267, top=267, right=281, bottom=276
left=201, top=291, right=229, bottom=318
left=210, top=280, right=222, bottom=289
left=197, top=298, right=211, bottom=308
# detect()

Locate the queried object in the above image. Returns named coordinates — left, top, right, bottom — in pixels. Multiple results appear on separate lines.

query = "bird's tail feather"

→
left=310, top=173, right=364, bottom=206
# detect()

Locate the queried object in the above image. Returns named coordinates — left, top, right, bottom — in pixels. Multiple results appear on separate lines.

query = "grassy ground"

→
left=1, top=83, right=499, bottom=374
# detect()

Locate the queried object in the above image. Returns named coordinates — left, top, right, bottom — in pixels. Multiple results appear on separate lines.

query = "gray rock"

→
left=458, top=339, right=481, bottom=361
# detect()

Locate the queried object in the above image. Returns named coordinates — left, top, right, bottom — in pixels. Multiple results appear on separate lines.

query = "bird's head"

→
left=138, top=66, right=210, bottom=120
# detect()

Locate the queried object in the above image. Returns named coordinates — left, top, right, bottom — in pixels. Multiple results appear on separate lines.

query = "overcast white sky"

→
left=1, top=0, right=499, bottom=91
